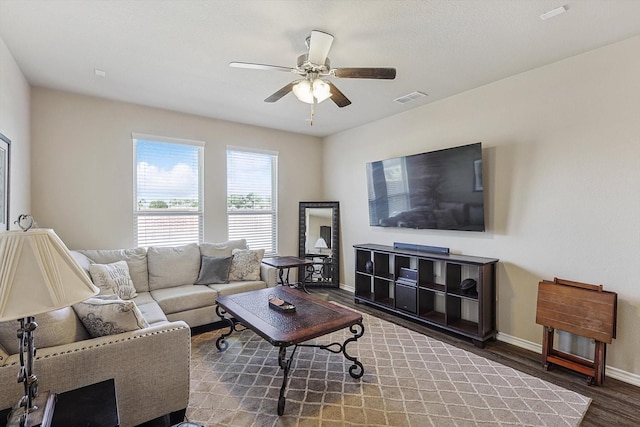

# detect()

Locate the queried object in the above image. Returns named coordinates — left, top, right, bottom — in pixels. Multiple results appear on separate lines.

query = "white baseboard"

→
left=496, top=332, right=640, bottom=387
left=340, top=283, right=354, bottom=293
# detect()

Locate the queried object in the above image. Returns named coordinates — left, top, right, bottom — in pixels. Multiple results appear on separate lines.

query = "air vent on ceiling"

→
left=394, top=91, right=427, bottom=104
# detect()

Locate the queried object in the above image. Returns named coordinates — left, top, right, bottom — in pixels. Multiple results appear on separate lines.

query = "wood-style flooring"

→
left=140, top=287, right=640, bottom=427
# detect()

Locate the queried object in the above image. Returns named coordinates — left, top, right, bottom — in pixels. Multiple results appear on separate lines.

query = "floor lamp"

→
left=0, top=224, right=99, bottom=427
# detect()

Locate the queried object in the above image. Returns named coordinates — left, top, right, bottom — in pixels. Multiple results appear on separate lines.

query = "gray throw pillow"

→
left=194, top=255, right=233, bottom=285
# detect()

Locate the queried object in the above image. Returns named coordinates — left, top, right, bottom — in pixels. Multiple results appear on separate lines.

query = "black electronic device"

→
left=460, top=278, right=478, bottom=296
left=366, top=142, right=485, bottom=231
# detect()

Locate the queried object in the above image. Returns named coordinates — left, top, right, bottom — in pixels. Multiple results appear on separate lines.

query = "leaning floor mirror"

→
left=298, top=201, right=340, bottom=288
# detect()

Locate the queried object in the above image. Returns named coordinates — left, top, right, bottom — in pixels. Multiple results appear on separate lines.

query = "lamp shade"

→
left=314, top=237, right=328, bottom=249
left=0, top=229, right=99, bottom=321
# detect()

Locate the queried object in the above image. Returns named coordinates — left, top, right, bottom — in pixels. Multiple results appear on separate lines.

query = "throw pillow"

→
left=229, top=248, right=264, bottom=281
left=194, top=255, right=233, bottom=285
left=73, top=296, right=149, bottom=338
left=89, top=261, right=138, bottom=299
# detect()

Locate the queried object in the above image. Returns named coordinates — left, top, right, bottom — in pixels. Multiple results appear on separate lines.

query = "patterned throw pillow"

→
left=194, top=255, right=234, bottom=285
left=73, top=296, right=149, bottom=338
left=89, top=261, right=138, bottom=299
left=228, top=249, right=264, bottom=281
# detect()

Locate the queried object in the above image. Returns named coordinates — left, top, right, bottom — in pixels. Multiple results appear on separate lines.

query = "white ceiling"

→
left=2, top=0, right=640, bottom=138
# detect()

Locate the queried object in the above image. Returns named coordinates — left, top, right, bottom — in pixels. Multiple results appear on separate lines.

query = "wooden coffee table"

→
left=215, top=286, right=365, bottom=415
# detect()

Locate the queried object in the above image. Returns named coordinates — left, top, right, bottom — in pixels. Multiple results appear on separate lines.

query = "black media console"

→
left=354, top=243, right=498, bottom=347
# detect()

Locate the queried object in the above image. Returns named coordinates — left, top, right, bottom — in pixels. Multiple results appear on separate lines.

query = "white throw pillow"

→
left=73, top=296, right=149, bottom=338
left=229, top=248, right=264, bottom=281
left=89, top=261, right=138, bottom=299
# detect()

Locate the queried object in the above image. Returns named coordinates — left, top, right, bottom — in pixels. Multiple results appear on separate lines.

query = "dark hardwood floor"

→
left=140, top=287, right=640, bottom=426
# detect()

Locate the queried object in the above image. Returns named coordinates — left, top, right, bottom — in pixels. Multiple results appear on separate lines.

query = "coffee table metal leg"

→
left=215, top=305, right=234, bottom=351
left=277, top=345, right=299, bottom=416
left=297, top=319, right=365, bottom=379
left=343, top=320, right=365, bottom=379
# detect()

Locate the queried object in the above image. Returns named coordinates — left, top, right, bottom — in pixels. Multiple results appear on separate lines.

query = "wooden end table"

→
left=262, top=256, right=315, bottom=293
left=215, top=286, right=365, bottom=415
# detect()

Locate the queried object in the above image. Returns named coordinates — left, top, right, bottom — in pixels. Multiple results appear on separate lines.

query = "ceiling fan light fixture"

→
left=293, top=78, right=332, bottom=104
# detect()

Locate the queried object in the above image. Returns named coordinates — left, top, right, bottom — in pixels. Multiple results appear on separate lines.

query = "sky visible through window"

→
left=136, top=140, right=199, bottom=206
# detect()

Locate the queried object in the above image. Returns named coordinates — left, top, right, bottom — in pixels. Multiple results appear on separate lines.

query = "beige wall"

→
left=0, top=35, right=31, bottom=222
left=30, top=88, right=323, bottom=254
left=325, top=35, right=640, bottom=379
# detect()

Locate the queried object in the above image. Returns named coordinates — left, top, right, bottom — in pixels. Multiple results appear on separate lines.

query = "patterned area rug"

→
left=187, top=308, right=590, bottom=426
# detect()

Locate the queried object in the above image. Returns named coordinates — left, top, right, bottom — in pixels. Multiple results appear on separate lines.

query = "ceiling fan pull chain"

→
left=309, top=103, right=315, bottom=126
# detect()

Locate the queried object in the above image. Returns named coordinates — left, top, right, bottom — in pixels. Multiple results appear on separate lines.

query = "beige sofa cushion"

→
left=0, top=307, right=90, bottom=355
left=78, top=248, right=149, bottom=293
left=199, top=239, right=247, bottom=258
left=208, top=280, right=267, bottom=297
left=135, top=301, right=168, bottom=325
left=147, top=244, right=200, bottom=290
left=151, top=285, right=218, bottom=315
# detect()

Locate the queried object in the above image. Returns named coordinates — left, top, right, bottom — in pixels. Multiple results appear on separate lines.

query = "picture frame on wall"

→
left=0, top=132, right=10, bottom=231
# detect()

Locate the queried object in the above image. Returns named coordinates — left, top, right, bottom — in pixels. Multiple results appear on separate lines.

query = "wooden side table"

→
left=536, top=278, right=617, bottom=385
left=0, top=379, right=119, bottom=427
left=262, top=256, right=315, bottom=293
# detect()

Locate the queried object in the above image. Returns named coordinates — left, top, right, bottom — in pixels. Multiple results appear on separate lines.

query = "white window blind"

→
left=134, top=134, right=204, bottom=247
left=227, top=147, right=278, bottom=255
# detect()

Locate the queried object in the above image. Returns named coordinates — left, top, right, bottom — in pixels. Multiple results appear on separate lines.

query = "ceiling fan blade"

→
left=327, top=82, right=351, bottom=108
left=308, top=30, right=334, bottom=65
left=333, top=67, right=397, bottom=79
left=264, top=82, right=296, bottom=103
left=230, top=62, right=294, bottom=73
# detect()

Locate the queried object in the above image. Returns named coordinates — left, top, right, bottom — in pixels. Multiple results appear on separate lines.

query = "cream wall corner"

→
left=324, top=35, right=640, bottom=377
left=0, top=35, right=31, bottom=221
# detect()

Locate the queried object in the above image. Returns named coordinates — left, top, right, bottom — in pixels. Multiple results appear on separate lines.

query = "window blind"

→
left=227, top=147, right=278, bottom=255
left=134, top=135, right=204, bottom=247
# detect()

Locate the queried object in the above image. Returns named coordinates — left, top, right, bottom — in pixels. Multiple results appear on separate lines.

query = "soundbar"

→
left=393, top=242, right=450, bottom=255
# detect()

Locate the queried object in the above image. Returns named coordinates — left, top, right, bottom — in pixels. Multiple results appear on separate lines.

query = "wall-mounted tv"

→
left=366, top=142, right=485, bottom=231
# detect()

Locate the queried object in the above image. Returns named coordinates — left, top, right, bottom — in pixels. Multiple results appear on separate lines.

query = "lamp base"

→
left=7, top=391, right=56, bottom=427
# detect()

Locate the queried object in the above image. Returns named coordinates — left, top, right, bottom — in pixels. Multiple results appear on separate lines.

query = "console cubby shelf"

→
left=354, top=243, right=498, bottom=347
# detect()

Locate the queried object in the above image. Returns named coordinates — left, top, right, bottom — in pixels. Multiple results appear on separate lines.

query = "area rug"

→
left=187, top=309, right=591, bottom=426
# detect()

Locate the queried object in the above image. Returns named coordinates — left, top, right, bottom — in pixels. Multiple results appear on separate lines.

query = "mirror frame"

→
left=298, top=201, right=340, bottom=287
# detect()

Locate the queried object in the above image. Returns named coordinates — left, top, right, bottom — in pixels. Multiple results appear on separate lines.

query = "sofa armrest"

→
left=260, top=264, right=278, bottom=287
left=0, top=321, right=191, bottom=427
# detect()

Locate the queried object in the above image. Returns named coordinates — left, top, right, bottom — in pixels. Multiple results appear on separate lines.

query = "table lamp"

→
left=314, top=237, right=328, bottom=253
left=0, top=217, right=99, bottom=427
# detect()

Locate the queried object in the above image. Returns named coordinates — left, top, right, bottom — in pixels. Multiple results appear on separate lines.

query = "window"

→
left=133, top=134, right=204, bottom=247
left=227, top=147, right=278, bottom=255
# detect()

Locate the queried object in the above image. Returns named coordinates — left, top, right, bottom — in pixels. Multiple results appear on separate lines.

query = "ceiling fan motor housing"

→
left=297, top=54, right=330, bottom=74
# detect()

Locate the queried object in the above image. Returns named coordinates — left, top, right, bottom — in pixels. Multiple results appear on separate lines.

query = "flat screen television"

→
left=366, top=142, right=485, bottom=231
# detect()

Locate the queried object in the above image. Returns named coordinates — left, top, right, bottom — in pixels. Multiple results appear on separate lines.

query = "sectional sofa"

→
left=0, top=239, right=277, bottom=427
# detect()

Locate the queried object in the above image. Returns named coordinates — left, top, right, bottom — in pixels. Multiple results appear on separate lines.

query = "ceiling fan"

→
left=230, top=30, right=396, bottom=122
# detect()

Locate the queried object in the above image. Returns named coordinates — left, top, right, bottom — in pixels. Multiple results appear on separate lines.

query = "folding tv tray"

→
left=536, top=277, right=617, bottom=385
